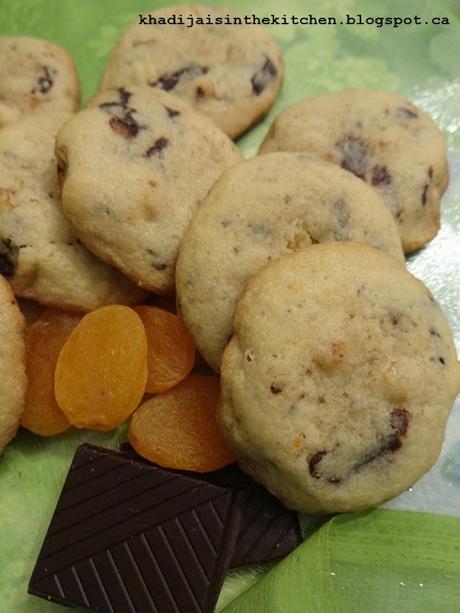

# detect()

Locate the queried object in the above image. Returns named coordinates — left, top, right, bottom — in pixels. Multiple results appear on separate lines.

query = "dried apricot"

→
left=21, top=309, right=80, bottom=436
left=128, top=374, right=235, bottom=472
left=134, top=306, right=195, bottom=393
left=55, top=305, right=148, bottom=430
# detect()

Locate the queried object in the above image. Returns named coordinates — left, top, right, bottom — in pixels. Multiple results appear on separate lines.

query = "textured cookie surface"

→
left=0, top=36, right=79, bottom=127
left=176, top=153, right=404, bottom=371
left=0, top=276, right=26, bottom=453
left=260, top=90, right=449, bottom=253
left=0, top=111, right=144, bottom=311
left=100, top=5, right=284, bottom=138
left=56, top=86, right=241, bottom=293
left=219, top=242, right=460, bottom=513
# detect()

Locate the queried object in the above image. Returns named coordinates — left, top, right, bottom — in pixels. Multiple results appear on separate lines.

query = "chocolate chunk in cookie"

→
left=251, top=57, right=277, bottom=96
left=151, top=65, right=209, bottom=91
left=0, top=238, right=19, bottom=278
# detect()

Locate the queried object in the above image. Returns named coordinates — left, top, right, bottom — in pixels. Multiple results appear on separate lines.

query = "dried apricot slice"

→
left=128, top=374, right=235, bottom=472
left=21, top=309, right=80, bottom=436
left=134, top=306, right=195, bottom=393
left=55, top=305, right=148, bottom=430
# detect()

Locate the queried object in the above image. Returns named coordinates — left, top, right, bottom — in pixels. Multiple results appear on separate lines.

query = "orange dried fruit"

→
left=55, top=305, right=148, bottom=431
left=128, top=374, right=235, bottom=472
left=134, top=306, right=195, bottom=393
left=21, top=309, right=81, bottom=436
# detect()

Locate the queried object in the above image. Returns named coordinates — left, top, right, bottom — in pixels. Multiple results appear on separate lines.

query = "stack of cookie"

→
left=0, top=5, right=458, bottom=516
left=0, top=37, right=146, bottom=452
left=0, top=5, right=284, bottom=452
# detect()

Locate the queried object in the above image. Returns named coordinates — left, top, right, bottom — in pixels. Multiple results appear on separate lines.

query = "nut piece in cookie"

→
left=219, top=242, right=460, bottom=513
left=100, top=5, right=284, bottom=138
left=0, top=111, right=145, bottom=311
left=56, top=86, right=242, bottom=294
left=176, top=152, right=404, bottom=371
left=260, top=90, right=449, bottom=253
left=0, top=276, right=26, bottom=453
left=0, top=36, right=80, bottom=127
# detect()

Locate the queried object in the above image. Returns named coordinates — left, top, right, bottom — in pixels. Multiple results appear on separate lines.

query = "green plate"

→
left=1, top=1, right=459, bottom=611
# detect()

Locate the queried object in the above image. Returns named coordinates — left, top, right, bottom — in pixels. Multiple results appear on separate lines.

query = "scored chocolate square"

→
left=118, top=444, right=302, bottom=568
left=29, top=444, right=246, bottom=613
left=200, top=463, right=302, bottom=568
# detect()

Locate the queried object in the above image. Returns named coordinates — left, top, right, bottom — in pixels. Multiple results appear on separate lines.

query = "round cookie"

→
left=219, top=242, right=460, bottom=513
left=0, top=36, right=80, bottom=127
left=100, top=5, right=284, bottom=139
left=0, top=111, right=145, bottom=311
left=176, top=153, right=404, bottom=372
left=56, top=86, right=241, bottom=293
left=0, top=275, right=26, bottom=454
left=259, top=90, right=449, bottom=253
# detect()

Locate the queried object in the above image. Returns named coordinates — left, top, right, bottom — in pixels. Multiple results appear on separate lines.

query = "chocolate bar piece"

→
left=29, top=444, right=246, bottom=613
left=203, top=464, right=302, bottom=568
left=119, top=444, right=302, bottom=568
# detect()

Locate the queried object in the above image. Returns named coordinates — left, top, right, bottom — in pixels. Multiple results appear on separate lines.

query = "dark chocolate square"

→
left=118, top=444, right=302, bottom=568
left=201, top=464, right=302, bottom=567
left=29, top=444, right=246, bottom=613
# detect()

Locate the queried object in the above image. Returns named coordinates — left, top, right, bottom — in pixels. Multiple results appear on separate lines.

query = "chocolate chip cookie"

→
left=219, top=242, right=460, bottom=513
left=0, top=36, right=80, bottom=127
left=0, top=111, right=144, bottom=310
left=56, top=86, right=241, bottom=294
left=176, top=153, right=404, bottom=371
left=0, top=276, right=26, bottom=453
left=259, top=90, right=449, bottom=253
left=100, top=5, right=284, bottom=139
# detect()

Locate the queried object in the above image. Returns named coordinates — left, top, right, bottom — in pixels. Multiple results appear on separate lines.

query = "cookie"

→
left=219, top=242, right=460, bottom=513
left=0, top=275, right=26, bottom=454
left=0, top=36, right=80, bottom=127
left=176, top=152, right=404, bottom=372
left=0, top=111, right=145, bottom=311
left=100, top=5, right=284, bottom=139
left=56, top=86, right=242, bottom=294
left=259, top=90, right=449, bottom=253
